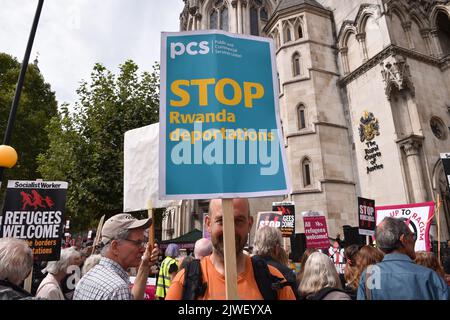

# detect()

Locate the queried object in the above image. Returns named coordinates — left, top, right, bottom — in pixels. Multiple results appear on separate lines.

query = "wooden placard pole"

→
left=147, top=200, right=155, bottom=250
left=436, top=194, right=441, bottom=264
left=222, top=198, right=238, bottom=300
left=24, top=266, right=33, bottom=293
left=91, top=214, right=105, bottom=256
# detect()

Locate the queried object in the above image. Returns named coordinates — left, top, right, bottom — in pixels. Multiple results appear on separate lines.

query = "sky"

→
left=0, top=0, right=185, bottom=107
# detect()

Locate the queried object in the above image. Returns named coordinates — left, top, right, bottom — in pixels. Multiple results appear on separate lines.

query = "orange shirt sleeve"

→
left=165, top=268, right=185, bottom=300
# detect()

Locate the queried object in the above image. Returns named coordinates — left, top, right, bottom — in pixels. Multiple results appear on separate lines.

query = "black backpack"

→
left=182, top=256, right=290, bottom=300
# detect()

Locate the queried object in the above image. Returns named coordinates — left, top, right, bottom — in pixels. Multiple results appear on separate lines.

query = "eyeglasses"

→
left=123, top=238, right=148, bottom=249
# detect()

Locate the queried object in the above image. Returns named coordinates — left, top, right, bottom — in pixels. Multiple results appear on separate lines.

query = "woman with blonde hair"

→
left=296, top=248, right=318, bottom=284
left=299, top=252, right=351, bottom=300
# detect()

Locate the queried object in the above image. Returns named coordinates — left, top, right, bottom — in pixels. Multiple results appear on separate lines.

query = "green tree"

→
left=0, top=52, right=58, bottom=195
left=38, top=60, right=160, bottom=231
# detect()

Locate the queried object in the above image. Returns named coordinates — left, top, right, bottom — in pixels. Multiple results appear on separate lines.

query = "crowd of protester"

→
left=0, top=198, right=449, bottom=300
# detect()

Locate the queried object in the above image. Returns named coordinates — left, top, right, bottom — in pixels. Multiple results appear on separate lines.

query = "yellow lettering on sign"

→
left=215, top=78, right=242, bottom=106
left=170, top=80, right=190, bottom=107
left=244, top=82, right=264, bottom=108
left=190, top=78, right=215, bottom=106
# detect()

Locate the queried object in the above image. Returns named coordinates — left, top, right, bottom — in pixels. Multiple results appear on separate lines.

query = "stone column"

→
left=192, top=15, right=197, bottom=31
left=430, top=29, right=444, bottom=57
left=195, top=13, right=202, bottom=30
left=339, top=47, right=350, bottom=75
left=243, top=0, right=250, bottom=35
left=356, top=32, right=368, bottom=62
left=421, top=29, right=434, bottom=56
left=236, top=0, right=242, bottom=34
left=400, top=136, right=427, bottom=203
left=402, top=21, right=414, bottom=50
left=231, top=0, right=238, bottom=33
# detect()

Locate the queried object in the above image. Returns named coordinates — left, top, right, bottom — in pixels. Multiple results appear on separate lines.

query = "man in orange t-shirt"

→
left=165, top=198, right=296, bottom=300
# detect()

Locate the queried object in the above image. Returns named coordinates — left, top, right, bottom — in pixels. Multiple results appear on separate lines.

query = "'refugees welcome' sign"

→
left=159, top=30, right=290, bottom=199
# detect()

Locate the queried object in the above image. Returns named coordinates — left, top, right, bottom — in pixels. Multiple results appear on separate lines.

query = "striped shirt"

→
left=73, top=257, right=132, bottom=300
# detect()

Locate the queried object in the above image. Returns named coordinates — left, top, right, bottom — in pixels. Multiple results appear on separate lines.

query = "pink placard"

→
left=303, top=215, right=330, bottom=249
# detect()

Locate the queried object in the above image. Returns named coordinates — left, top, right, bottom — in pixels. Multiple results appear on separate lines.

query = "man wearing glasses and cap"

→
left=74, top=214, right=159, bottom=300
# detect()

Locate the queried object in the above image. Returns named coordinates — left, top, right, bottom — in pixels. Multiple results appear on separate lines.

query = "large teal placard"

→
left=160, top=30, right=290, bottom=199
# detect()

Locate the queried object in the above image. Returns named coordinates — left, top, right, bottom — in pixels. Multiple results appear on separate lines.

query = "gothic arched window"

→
left=250, top=7, right=259, bottom=35
left=297, top=104, right=306, bottom=129
left=250, top=0, right=269, bottom=36
left=220, top=7, right=228, bottom=31
left=284, top=25, right=292, bottom=42
left=209, top=0, right=229, bottom=31
left=298, top=25, right=303, bottom=39
left=292, top=52, right=301, bottom=76
left=436, top=11, right=450, bottom=55
left=210, top=11, right=218, bottom=29
left=302, top=158, right=312, bottom=187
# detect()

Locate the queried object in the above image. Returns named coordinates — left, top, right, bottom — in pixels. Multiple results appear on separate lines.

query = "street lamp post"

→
left=0, top=0, right=44, bottom=183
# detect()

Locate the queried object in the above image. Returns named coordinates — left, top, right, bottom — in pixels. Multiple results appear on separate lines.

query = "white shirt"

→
left=36, top=273, right=65, bottom=300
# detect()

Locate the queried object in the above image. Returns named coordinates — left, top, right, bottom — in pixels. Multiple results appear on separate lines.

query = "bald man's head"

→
left=194, top=238, right=213, bottom=259
left=206, top=198, right=253, bottom=259
left=208, top=198, right=250, bottom=219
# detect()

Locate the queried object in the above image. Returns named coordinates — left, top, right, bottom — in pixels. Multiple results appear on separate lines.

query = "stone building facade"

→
left=165, top=0, right=450, bottom=245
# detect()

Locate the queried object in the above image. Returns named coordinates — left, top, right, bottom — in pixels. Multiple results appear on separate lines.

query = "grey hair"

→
left=299, top=252, right=342, bottom=297
left=101, top=229, right=131, bottom=256
left=0, top=238, right=33, bottom=285
left=253, top=226, right=282, bottom=257
left=165, top=243, right=180, bottom=258
left=194, top=238, right=213, bottom=259
left=82, top=254, right=102, bottom=276
left=45, top=247, right=81, bottom=274
left=376, top=217, right=410, bottom=253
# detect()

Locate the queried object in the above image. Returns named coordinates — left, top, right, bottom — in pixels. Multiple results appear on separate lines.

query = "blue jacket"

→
left=357, top=253, right=449, bottom=300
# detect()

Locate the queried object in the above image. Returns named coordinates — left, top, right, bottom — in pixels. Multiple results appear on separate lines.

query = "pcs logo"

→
left=170, top=41, right=210, bottom=59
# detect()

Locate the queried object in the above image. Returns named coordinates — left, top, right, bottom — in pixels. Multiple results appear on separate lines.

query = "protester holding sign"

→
left=73, top=214, right=159, bottom=300
left=357, top=217, right=448, bottom=300
left=166, top=198, right=296, bottom=300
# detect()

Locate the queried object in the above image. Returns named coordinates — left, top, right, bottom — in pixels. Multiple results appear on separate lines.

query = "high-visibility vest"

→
left=155, top=256, right=178, bottom=298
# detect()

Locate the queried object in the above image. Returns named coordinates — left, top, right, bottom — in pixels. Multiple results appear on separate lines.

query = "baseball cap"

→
left=101, top=213, right=152, bottom=245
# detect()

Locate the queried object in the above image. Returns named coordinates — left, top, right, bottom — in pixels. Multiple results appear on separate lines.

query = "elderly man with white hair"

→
left=74, top=213, right=159, bottom=300
left=0, top=238, right=34, bottom=300
left=36, top=247, right=81, bottom=300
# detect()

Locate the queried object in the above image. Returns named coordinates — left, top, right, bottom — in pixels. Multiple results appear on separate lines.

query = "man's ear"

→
left=248, top=215, right=254, bottom=230
left=110, top=239, right=120, bottom=255
left=399, top=234, right=407, bottom=247
left=205, top=214, right=212, bottom=233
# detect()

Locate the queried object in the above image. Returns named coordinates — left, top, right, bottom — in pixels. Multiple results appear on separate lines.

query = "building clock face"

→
left=430, top=117, right=447, bottom=140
